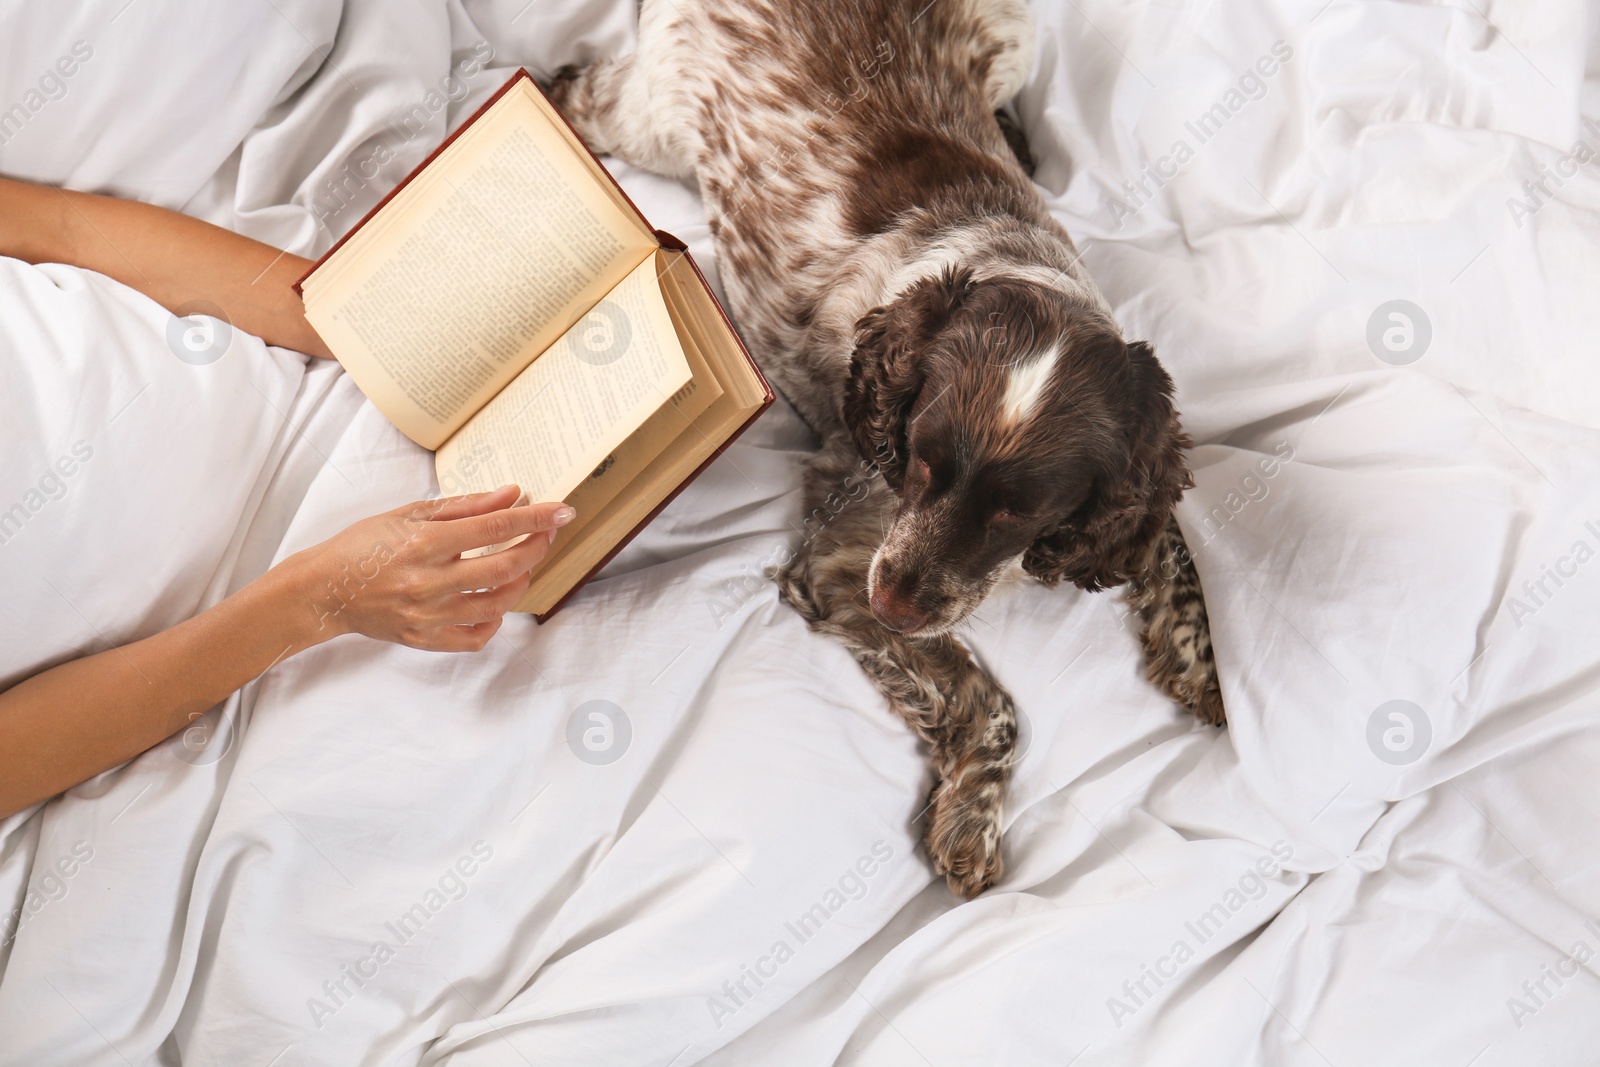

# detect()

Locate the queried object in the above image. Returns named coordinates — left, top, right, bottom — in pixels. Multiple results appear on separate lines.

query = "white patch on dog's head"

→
left=1000, top=342, right=1061, bottom=424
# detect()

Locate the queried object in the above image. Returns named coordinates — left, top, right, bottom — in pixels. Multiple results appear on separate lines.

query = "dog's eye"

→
left=912, top=456, right=931, bottom=482
left=991, top=508, right=1028, bottom=528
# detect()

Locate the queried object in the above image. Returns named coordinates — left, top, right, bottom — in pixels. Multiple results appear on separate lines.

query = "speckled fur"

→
left=1127, top=516, right=1224, bottom=725
left=550, top=0, right=1071, bottom=438
left=549, top=0, right=1222, bottom=898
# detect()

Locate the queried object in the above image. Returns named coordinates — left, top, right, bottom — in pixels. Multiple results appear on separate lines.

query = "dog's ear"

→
left=1023, top=340, right=1193, bottom=591
left=843, top=267, right=975, bottom=489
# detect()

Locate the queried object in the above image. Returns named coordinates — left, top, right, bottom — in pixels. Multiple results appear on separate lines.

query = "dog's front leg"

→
left=775, top=444, right=1017, bottom=898
left=1124, top=515, right=1225, bottom=725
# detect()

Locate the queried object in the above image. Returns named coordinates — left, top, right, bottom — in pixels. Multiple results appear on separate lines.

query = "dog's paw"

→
left=543, top=63, right=586, bottom=102
left=1160, top=660, right=1225, bottom=726
left=773, top=556, right=827, bottom=625
left=1143, top=635, right=1226, bottom=726
left=1186, top=674, right=1226, bottom=726
left=924, top=765, right=1005, bottom=899
left=1130, top=518, right=1227, bottom=727
left=1141, top=608, right=1225, bottom=726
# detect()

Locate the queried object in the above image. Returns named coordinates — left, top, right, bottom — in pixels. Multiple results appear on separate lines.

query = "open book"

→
left=296, top=69, right=772, bottom=619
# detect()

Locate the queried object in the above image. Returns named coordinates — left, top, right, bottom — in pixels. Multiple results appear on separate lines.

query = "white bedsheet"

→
left=1, top=0, right=1597, bottom=1064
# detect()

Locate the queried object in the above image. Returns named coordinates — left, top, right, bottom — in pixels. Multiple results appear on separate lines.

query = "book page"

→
left=435, top=251, right=694, bottom=515
left=302, top=82, right=657, bottom=448
left=521, top=255, right=725, bottom=568
left=515, top=251, right=770, bottom=616
left=558, top=345, right=721, bottom=530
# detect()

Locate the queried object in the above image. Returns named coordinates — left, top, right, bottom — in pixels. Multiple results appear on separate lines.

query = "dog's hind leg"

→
left=775, top=443, right=1017, bottom=898
left=544, top=4, right=699, bottom=179
left=1125, top=515, right=1225, bottom=725
left=975, top=0, right=1036, bottom=110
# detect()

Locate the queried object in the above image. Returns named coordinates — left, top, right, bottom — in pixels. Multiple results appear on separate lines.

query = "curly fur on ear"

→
left=1023, top=340, right=1194, bottom=592
left=842, top=267, right=976, bottom=489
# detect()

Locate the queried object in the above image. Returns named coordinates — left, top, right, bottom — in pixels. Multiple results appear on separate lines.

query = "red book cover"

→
left=296, top=68, right=775, bottom=622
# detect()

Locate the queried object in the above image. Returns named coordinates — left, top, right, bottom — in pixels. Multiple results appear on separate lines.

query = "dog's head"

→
left=842, top=267, right=1191, bottom=636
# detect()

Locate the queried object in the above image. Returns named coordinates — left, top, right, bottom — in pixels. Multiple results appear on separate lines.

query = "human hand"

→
left=276, top=485, right=573, bottom=652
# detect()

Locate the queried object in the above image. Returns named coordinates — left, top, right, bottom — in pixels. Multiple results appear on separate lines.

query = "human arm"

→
left=0, top=486, right=573, bottom=819
left=0, top=174, right=334, bottom=358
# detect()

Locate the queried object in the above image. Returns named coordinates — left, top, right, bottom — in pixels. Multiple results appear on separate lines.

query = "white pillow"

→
left=0, top=259, right=306, bottom=691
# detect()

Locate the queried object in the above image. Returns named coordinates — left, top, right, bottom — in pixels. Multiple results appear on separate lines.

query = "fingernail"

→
left=546, top=529, right=558, bottom=546
left=552, top=506, right=576, bottom=525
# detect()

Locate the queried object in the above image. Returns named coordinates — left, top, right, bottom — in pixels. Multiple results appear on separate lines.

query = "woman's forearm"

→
left=0, top=488, right=574, bottom=819
left=0, top=176, right=334, bottom=358
left=0, top=559, right=328, bottom=819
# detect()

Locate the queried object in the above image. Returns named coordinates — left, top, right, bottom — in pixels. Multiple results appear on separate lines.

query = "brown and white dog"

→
left=550, top=0, right=1221, bottom=897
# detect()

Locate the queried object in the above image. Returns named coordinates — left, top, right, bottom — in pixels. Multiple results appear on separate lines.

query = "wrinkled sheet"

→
left=1, top=0, right=1597, bottom=1064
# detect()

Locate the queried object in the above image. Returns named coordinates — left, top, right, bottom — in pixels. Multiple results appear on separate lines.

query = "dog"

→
left=549, top=0, right=1222, bottom=897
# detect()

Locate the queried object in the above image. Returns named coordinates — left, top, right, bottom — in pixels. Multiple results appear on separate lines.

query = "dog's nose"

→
left=870, top=585, right=930, bottom=633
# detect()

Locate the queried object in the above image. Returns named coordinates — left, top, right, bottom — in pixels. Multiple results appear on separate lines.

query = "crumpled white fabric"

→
left=0, top=0, right=1596, bottom=1065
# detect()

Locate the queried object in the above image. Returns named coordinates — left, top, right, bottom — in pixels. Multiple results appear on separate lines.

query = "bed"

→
left=1, top=0, right=1597, bottom=1063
